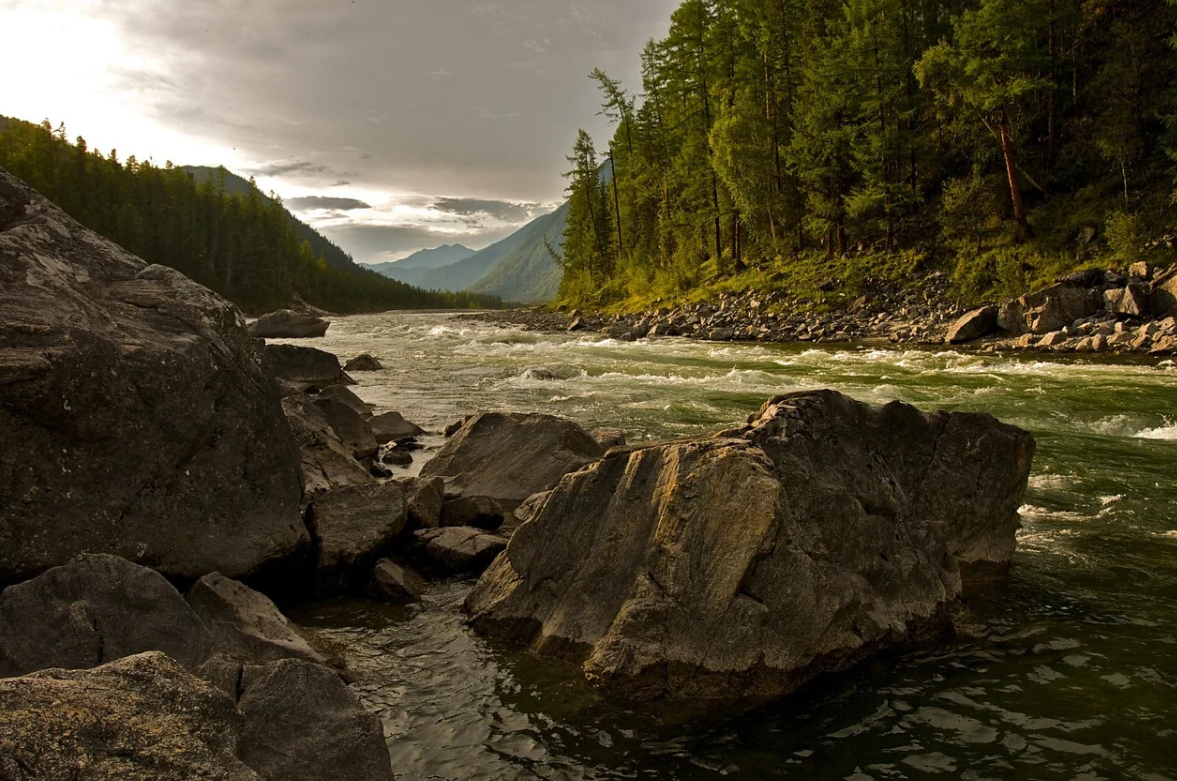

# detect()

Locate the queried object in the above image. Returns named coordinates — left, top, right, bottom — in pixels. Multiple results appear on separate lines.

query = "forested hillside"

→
left=561, top=0, right=1177, bottom=308
left=0, top=118, right=501, bottom=314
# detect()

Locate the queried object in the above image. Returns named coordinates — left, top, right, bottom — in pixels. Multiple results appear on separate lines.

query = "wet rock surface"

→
left=466, top=390, right=1035, bottom=701
left=248, top=309, right=330, bottom=339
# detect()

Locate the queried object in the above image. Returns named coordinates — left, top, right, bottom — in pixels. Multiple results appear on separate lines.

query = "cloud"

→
left=247, top=158, right=339, bottom=178
left=286, top=196, right=372, bottom=211
left=433, top=197, right=544, bottom=223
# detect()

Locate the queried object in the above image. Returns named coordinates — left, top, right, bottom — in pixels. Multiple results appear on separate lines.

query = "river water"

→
left=287, top=311, right=1177, bottom=781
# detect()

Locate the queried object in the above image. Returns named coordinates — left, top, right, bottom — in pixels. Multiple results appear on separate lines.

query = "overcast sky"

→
left=1, top=0, right=679, bottom=263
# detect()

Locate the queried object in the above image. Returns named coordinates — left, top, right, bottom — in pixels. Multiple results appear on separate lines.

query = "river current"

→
left=286, top=311, right=1177, bottom=780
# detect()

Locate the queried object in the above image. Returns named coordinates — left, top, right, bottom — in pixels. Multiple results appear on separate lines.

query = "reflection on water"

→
left=285, top=312, right=1177, bottom=780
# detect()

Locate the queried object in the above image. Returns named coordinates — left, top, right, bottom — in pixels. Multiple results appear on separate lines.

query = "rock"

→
left=590, top=427, right=627, bottom=450
left=0, top=652, right=262, bottom=781
left=248, top=309, right=330, bottom=339
left=380, top=446, right=414, bottom=467
left=410, top=527, right=508, bottom=575
left=444, top=417, right=471, bottom=437
left=282, top=396, right=374, bottom=500
left=263, top=343, right=355, bottom=393
left=0, top=172, right=306, bottom=583
left=237, top=659, right=394, bottom=781
left=400, top=476, right=446, bottom=529
left=441, top=495, right=506, bottom=531
left=344, top=353, right=384, bottom=372
left=467, top=390, right=1034, bottom=701
left=371, top=410, right=426, bottom=442
left=1038, top=331, right=1067, bottom=348
left=1150, top=271, right=1177, bottom=316
left=314, top=397, right=379, bottom=460
left=1104, top=284, right=1149, bottom=317
left=996, top=299, right=1028, bottom=336
left=419, top=412, right=605, bottom=511
left=1129, top=261, right=1154, bottom=280
left=369, top=559, right=427, bottom=601
left=513, top=490, right=552, bottom=526
left=369, top=461, right=395, bottom=479
left=945, top=306, right=998, bottom=344
left=521, top=367, right=558, bottom=381
left=568, top=316, right=587, bottom=332
left=707, top=327, right=735, bottom=341
left=186, top=573, right=325, bottom=665
left=318, top=384, right=372, bottom=418
left=307, top=483, right=408, bottom=589
left=1150, top=335, right=1177, bottom=355
left=0, top=554, right=212, bottom=677
left=998, top=282, right=1101, bottom=336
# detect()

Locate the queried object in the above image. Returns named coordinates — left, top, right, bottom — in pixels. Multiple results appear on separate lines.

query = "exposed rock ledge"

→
left=466, top=390, right=1035, bottom=701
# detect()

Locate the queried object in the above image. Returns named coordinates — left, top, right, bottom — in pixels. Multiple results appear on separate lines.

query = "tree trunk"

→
left=998, top=110, right=1031, bottom=242
left=608, top=149, right=624, bottom=260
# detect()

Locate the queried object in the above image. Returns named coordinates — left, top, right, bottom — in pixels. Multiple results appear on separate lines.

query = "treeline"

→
left=0, top=118, right=501, bottom=313
left=561, top=0, right=1177, bottom=304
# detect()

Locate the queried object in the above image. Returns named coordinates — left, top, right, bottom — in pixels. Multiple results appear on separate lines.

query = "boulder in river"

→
left=314, top=397, right=379, bottom=460
left=410, top=527, right=508, bottom=576
left=369, top=559, right=427, bottom=601
left=400, top=476, right=446, bottom=529
left=441, top=495, right=506, bottom=530
left=0, top=652, right=261, bottom=781
left=371, top=410, right=426, bottom=443
left=282, top=396, right=375, bottom=500
left=466, top=390, right=1035, bottom=701
left=264, top=343, right=355, bottom=393
left=420, top=412, right=605, bottom=511
left=0, top=554, right=212, bottom=678
left=998, top=282, right=1101, bottom=335
left=0, top=170, right=306, bottom=583
left=186, top=573, right=326, bottom=666
left=248, top=309, right=330, bottom=339
left=945, top=306, right=998, bottom=344
left=236, top=658, right=394, bottom=781
left=344, top=353, right=384, bottom=372
left=318, top=384, right=373, bottom=418
left=307, top=483, right=408, bottom=590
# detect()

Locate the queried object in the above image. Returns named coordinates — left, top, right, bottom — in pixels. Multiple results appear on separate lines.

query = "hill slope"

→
left=373, top=244, right=475, bottom=272
left=467, top=202, right=568, bottom=304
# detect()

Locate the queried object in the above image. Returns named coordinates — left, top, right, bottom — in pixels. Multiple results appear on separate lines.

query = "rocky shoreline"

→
left=462, top=262, right=1177, bottom=358
left=2, top=169, right=1037, bottom=777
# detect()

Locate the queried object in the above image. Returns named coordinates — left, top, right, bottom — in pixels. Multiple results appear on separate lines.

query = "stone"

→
left=945, top=306, right=998, bottom=344
left=1150, top=271, right=1177, bottom=316
left=308, top=483, right=408, bottom=589
left=380, top=447, right=414, bottom=467
left=513, top=490, right=553, bottom=526
left=708, top=327, right=736, bottom=341
left=0, top=555, right=212, bottom=678
left=467, top=390, right=1034, bottom=701
left=314, top=397, right=379, bottom=460
left=410, top=527, right=508, bottom=576
left=0, top=172, right=306, bottom=583
left=590, top=427, right=627, bottom=450
left=282, top=396, right=374, bottom=500
left=997, top=300, right=1028, bottom=335
left=318, top=384, right=372, bottom=418
left=264, top=343, right=355, bottom=393
left=1104, top=284, right=1149, bottom=317
left=369, top=559, right=427, bottom=601
left=399, top=476, right=446, bottom=529
left=1129, top=261, right=1154, bottom=280
left=419, top=412, right=605, bottom=512
left=441, top=495, right=506, bottom=531
left=0, top=652, right=261, bottom=781
left=521, top=367, right=558, bottom=380
left=344, top=353, right=384, bottom=372
left=371, top=410, right=426, bottom=442
left=997, top=283, right=1102, bottom=336
left=237, top=659, right=394, bottom=781
left=248, top=309, right=330, bottom=339
left=1038, top=331, right=1066, bottom=348
left=568, top=316, right=587, bottom=332
left=186, top=573, right=326, bottom=665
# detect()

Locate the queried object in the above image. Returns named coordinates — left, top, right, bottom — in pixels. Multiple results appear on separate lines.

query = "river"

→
left=285, top=311, right=1177, bottom=781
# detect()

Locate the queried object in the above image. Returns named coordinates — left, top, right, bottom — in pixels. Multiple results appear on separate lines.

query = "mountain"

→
left=466, top=202, right=568, bottom=304
left=181, top=166, right=362, bottom=275
left=374, top=244, right=475, bottom=272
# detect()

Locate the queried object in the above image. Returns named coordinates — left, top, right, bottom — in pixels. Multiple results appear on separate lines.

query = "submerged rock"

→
left=0, top=171, right=306, bottom=583
left=344, top=353, right=384, bottom=372
left=466, top=390, right=1034, bottom=701
left=420, top=412, right=605, bottom=511
left=248, top=309, right=330, bottom=339
left=369, top=559, right=427, bottom=601
left=0, top=554, right=212, bottom=678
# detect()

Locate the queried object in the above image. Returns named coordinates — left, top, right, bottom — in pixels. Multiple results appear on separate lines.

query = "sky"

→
left=0, top=0, right=680, bottom=263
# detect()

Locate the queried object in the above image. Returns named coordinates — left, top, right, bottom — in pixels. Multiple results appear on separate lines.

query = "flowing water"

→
left=286, top=311, right=1177, bottom=780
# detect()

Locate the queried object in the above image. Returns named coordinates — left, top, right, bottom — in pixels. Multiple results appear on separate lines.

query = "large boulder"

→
left=263, top=344, right=354, bottom=393
left=419, top=412, right=605, bottom=511
left=0, top=652, right=262, bottom=781
left=410, top=527, right=508, bottom=576
left=945, top=306, right=998, bottom=344
left=237, top=658, right=394, bottom=781
left=466, top=390, right=1035, bottom=701
left=307, top=483, right=408, bottom=589
left=314, top=397, right=379, bottom=460
left=344, top=353, right=384, bottom=372
left=0, top=171, right=307, bottom=583
left=186, top=573, right=326, bottom=666
left=1150, top=270, right=1177, bottom=316
left=0, top=554, right=212, bottom=677
left=248, top=309, right=330, bottom=339
left=282, top=395, right=374, bottom=500
left=371, top=410, right=426, bottom=443
left=1105, top=284, right=1149, bottom=317
left=997, top=282, right=1102, bottom=335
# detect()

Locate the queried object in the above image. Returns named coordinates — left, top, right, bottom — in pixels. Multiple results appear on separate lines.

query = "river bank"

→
left=464, top=263, right=1177, bottom=358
